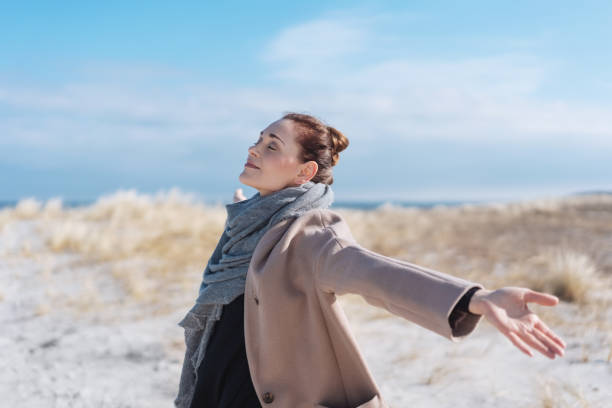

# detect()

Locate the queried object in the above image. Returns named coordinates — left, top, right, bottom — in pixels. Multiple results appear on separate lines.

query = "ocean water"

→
left=0, top=198, right=483, bottom=211
left=1, top=189, right=608, bottom=211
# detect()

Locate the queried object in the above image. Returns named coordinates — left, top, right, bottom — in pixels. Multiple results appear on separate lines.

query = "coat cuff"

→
left=448, top=286, right=483, bottom=340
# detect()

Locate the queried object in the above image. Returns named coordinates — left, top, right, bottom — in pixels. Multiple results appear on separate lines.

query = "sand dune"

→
left=1, top=190, right=611, bottom=407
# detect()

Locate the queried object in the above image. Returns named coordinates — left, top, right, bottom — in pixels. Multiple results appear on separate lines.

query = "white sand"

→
left=1, top=216, right=611, bottom=407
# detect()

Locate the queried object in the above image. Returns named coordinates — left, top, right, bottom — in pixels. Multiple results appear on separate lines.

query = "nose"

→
left=248, top=144, right=259, bottom=157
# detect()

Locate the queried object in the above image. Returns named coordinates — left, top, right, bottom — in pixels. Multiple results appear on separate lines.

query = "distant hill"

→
left=567, top=190, right=612, bottom=196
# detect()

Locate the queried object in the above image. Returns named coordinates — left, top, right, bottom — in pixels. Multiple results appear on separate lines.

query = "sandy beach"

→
left=1, top=190, right=611, bottom=407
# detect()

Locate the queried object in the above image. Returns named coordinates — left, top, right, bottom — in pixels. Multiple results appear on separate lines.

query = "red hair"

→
left=281, top=112, right=349, bottom=185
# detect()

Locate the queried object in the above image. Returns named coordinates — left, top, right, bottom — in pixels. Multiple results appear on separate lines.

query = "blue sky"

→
left=1, top=1, right=611, bottom=203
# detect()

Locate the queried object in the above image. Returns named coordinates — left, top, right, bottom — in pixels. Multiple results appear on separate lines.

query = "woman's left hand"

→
left=468, top=287, right=567, bottom=359
left=233, top=188, right=247, bottom=203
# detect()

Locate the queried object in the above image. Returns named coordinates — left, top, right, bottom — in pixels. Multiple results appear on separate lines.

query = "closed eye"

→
left=252, top=137, right=278, bottom=150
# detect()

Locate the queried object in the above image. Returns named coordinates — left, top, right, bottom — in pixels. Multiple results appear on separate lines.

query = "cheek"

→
left=266, top=154, right=296, bottom=171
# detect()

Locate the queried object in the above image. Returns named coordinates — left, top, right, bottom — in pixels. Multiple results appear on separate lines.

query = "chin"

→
left=238, top=173, right=255, bottom=189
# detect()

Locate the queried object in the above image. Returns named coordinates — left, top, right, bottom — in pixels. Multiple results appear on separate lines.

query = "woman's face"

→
left=239, top=119, right=318, bottom=196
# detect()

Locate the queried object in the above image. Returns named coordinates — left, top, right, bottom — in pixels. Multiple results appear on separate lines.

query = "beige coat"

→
left=177, top=208, right=484, bottom=407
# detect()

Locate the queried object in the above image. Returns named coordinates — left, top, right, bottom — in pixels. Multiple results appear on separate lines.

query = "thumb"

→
left=523, top=289, right=559, bottom=306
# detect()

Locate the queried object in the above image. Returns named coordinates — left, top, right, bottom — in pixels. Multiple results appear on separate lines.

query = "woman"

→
left=174, top=112, right=566, bottom=408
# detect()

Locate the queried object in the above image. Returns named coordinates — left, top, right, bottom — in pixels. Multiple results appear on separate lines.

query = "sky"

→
left=1, top=0, right=611, bottom=204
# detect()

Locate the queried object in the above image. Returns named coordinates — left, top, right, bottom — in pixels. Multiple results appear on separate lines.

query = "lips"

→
left=245, top=161, right=259, bottom=169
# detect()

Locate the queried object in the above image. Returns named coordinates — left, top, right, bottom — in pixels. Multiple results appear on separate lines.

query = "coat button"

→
left=262, top=391, right=274, bottom=403
left=254, top=296, right=259, bottom=305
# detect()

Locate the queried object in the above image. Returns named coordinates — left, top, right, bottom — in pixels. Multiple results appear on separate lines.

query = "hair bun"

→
left=327, top=126, right=349, bottom=166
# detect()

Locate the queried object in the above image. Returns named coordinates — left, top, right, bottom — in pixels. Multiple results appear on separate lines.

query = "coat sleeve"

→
left=312, top=217, right=485, bottom=342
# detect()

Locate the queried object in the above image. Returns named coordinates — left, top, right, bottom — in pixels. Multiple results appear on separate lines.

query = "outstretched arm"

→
left=468, top=287, right=566, bottom=359
left=233, top=188, right=246, bottom=203
left=314, top=225, right=486, bottom=342
left=307, top=209, right=567, bottom=357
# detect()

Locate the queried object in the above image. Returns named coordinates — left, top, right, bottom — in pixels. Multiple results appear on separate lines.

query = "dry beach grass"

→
left=1, top=190, right=611, bottom=407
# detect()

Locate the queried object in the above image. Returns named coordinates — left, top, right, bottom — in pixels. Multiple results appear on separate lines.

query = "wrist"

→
left=468, top=288, right=492, bottom=314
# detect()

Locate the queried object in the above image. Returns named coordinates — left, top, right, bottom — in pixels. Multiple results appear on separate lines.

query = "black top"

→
left=189, top=288, right=481, bottom=407
left=189, top=293, right=262, bottom=408
left=448, top=286, right=482, bottom=336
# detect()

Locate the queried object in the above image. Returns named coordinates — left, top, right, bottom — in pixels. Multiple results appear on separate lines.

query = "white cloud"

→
left=261, top=17, right=368, bottom=82
left=258, top=15, right=612, bottom=145
left=1, top=11, right=612, bottom=162
left=264, top=18, right=366, bottom=62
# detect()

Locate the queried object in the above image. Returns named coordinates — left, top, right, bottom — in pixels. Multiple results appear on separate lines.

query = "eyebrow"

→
left=260, top=130, right=285, bottom=145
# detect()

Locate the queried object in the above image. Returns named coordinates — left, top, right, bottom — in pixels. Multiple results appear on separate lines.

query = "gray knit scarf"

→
left=197, top=180, right=334, bottom=305
left=180, top=181, right=334, bottom=375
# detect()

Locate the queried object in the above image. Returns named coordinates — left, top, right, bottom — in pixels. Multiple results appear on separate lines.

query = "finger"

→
left=535, top=320, right=567, bottom=349
left=531, top=326, right=565, bottom=357
left=518, top=326, right=555, bottom=359
left=507, top=331, right=534, bottom=357
left=524, top=289, right=559, bottom=306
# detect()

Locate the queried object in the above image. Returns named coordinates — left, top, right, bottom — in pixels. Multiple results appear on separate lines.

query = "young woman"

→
left=174, top=112, right=566, bottom=408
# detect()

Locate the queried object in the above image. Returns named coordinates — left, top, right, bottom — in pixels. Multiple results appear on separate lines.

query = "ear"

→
left=295, top=161, right=318, bottom=184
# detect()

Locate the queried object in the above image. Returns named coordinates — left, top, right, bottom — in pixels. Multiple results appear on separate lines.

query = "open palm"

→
left=472, top=287, right=567, bottom=359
